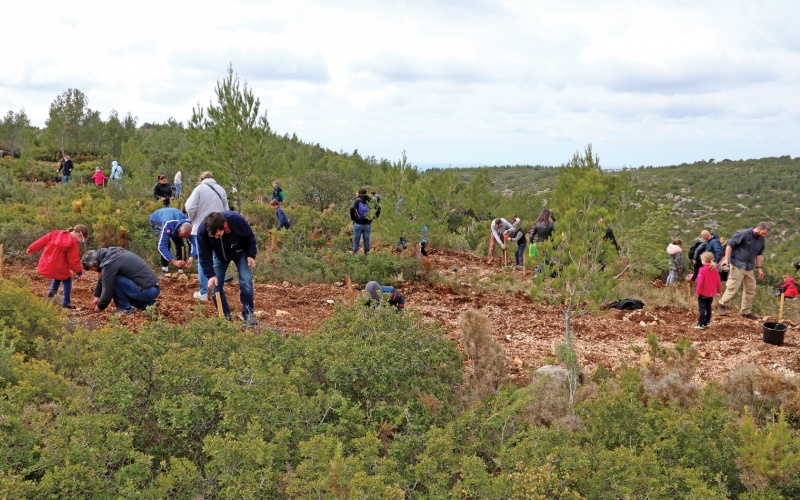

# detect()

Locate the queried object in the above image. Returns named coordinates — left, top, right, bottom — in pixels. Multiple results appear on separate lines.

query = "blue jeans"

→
left=112, top=275, right=160, bottom=311
left=174, top=184, right=181, bottom=199
left=353, top=223, right=372, bottom=254
left=112, top=178, right=122, bottom=189
left=666, top=269, right=678, bottom=286
left=515, top=243, right=526, bottom=266
left=62, top=174, right=70, bottom=183
left=49, top=278, right=72, bottom=305
left=212, top=252, right=254, bottom=318
left=198, top=253, right=220, bottom=295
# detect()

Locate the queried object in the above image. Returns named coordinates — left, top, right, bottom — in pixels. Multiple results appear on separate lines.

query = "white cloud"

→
left=2, top=0, right=800, bottom=167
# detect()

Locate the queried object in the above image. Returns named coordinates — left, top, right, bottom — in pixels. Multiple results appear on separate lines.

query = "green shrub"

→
left=0, top=279, right=64, bottom=358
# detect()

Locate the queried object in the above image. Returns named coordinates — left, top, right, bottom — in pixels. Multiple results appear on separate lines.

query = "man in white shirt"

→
left=184, top=171, right=229, bottom=300
left=173, top=168, right=183, bottom=200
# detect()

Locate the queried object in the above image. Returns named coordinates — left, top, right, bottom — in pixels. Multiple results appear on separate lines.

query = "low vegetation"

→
left=3, top=69, right=800, bottom=497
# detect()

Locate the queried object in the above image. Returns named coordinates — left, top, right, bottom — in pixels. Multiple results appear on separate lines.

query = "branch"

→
left=614, top=264, right=630, bottom=280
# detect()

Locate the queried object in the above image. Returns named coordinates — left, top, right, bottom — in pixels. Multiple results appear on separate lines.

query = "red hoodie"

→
left=781, top=277, right=799, bottom=298
left=26, top=230, right=82, bottom=280
left=695, top=264, right=722, bottom=298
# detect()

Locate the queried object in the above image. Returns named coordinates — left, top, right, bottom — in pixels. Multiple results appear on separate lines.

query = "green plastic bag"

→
left=528, top=243, right=537, bottom=257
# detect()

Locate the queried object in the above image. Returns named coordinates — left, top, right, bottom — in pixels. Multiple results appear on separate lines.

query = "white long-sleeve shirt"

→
left=491, top=218, right=513, bottom=244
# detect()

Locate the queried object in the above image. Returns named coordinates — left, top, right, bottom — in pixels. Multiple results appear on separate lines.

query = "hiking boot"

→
left=193, top=292, right=208, bottom=301
left=237, top=313, right=258, bottom=327
left=62, top=303, right=77, bottom=310
left=741, top=313, right=758, bottom=320
left=46, top=290, right=56, bottom=298
left=112, top=307, right=135, bottom=315
left=716, top=305, right=727, bottom=316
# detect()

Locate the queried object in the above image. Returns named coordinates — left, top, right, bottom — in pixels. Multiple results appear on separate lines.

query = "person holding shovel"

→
left=487, top=217, right=513, bottom=266
left=149, top=207, right=196, bottom=277
left=197, top=211, right=258, bottom=326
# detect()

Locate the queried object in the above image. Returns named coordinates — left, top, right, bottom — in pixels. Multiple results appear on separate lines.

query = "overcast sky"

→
left=4, top=0, right=799, bottom=168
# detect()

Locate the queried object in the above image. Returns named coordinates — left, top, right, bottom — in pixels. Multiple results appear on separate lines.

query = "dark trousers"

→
left=697, top=295, right=713, bottom=326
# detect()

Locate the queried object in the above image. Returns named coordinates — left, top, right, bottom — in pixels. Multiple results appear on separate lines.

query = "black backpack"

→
left=611, top=298, right=645, bottom=310
left=687, top=241, right=702, bottom=261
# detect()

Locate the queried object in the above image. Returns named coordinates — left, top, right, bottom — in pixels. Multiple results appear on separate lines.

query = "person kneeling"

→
left=81, top=248, right=160, bottom=314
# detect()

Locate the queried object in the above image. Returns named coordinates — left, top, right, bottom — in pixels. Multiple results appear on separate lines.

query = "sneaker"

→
left=46, top=290, right=56, bottom=298
left=112, top=307, right=135, bottom=315
left=692, top=324, right=704, bottom=329
left=237, top=313, right=258, bottom=327
left=716, top=305, right=727, bottom=316
left=62, top=303, right=77, bottom=309
left=193, top=292, right=208, bottom=301
left=741, top=313, right=758, bottom=320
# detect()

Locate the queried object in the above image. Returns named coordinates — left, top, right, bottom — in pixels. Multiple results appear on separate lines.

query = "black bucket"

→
left=763, top=322, right=787, bottom=346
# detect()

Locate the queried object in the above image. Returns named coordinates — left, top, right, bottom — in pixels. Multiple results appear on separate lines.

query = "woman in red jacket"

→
left=26, top=224, right=89, bottom=309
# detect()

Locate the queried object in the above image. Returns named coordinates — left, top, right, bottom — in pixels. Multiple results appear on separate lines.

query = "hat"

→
left=81, top=250, right=98, bottom=271
left=365, top=281, right=381, bottom=300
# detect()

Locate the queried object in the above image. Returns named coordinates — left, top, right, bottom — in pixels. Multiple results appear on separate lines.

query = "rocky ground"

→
left=10, top=248, right=800, bottom=384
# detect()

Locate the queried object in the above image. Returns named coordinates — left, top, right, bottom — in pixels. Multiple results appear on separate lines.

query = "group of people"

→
left=669, top=222, right=782, bottom=329
left=55, top=156, right=125, bottom=188
left=487, top=209, right=615, bottom=275
left=27, top=171, right=258, bottom=325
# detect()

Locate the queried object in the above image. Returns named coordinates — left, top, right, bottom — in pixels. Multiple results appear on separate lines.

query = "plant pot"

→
left=762, top=322, right=787, bottom=346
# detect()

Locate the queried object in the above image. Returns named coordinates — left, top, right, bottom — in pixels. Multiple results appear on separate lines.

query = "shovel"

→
left=178, top=247, right=189, bottom=281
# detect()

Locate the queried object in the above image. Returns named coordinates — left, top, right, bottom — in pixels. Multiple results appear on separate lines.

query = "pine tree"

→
left=188, top=65, right=271, bottom=212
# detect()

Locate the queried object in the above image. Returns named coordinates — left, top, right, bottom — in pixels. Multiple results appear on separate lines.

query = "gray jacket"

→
left=185, top=179, right=229, bottom=236
left=93, top=247, right=159, bottom=309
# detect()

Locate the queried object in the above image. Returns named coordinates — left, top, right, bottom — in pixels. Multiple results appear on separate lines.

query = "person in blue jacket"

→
left=197, top=211, right=258, bottom=326
left=270, top=199, right=291, bottom=230
left=365, top=280, right=405, bottom=312
left=149, top=207, right=197, bottom=275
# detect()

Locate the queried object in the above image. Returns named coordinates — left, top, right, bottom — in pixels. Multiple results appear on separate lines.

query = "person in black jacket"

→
left=349, top=188, right=375, bottom=255
left=153, top=174, right=172, bottom=207
left=57, top=154, right=75, bottom=183
left=81, top=247, right=160, bottom=314
left=197, top=211, right=258, bottom=326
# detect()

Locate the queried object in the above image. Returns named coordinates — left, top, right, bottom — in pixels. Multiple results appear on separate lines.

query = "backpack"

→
left=687, top=241, right=702, bottom=261
left=610, top=298, right=645, bottom=310
left=350, top=198, right=370, bottom=221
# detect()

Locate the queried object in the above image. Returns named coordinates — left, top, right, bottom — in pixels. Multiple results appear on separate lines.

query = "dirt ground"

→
left=9, top=248, right=800, bottom=384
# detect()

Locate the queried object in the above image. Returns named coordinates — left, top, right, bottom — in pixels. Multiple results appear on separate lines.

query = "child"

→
left=694, top=251, right=722, bottom=329
left=779, top=276, right=799, bottom=299
left=365, top=280, right=405, bottom=312
left=270, top=199, right=291, bottom=230
left=508, top=221, right=527, bottom=268
left=91, top=167, right=108, bottom=187
left=26, top=225, right=89, bottom=309
left=666, top=239, right=683, bottom=286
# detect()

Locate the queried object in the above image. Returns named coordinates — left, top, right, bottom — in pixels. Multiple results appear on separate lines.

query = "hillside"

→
left=13, top=247, right=799, bottom=384
left=450, top=156, right=800, bottom=245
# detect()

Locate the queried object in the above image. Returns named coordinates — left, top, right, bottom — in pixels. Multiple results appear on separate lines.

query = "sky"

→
left=4, top=0, right=800, bottom=169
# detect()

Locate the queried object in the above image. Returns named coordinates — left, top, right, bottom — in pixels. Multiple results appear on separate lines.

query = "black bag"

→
left=610, top=298, right=644, bottom=310
left=53, top=174, right=62, bottom=183
left=687, top=241, right=702, bottom=261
